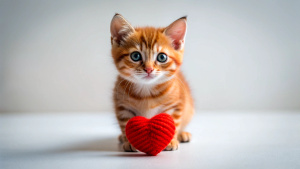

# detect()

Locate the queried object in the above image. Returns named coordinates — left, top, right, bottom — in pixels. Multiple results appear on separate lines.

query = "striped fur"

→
left=110, top=14, right=194, bottom=151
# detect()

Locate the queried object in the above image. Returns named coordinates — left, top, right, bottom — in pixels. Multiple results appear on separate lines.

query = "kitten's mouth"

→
left=143, top=74, right=155, bottom=79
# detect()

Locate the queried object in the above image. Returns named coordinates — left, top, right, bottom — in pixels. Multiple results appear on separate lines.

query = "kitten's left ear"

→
left=164, top=16, right=187, bottom=50
left=110, top=13, right=135, bottom=45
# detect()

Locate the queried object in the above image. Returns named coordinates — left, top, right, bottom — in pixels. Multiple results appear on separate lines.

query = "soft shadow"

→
left=4, top=137, right=122, bottom=157
left=4, top=137, right=160, bottom=158
left=109, top=153, right=150, bottom=157
left=57, top=137, right=121, bottom=153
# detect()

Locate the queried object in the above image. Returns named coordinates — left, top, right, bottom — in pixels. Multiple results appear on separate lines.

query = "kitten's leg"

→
left=116, top=109, right=137, bottom=152
left=164, top=138, right=179, bottom=151
left=118, top=133, right=137, bottom=152
left=178, top=131, right=192, bottom=142
left=118, top=134, right=125, bottom=143
left=164, top=111, right=182, bottom=151
left=177, top=107, right=193, bottom=143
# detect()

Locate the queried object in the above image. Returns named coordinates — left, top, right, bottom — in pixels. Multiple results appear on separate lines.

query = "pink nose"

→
left=144, top=67, right=153, bottom=74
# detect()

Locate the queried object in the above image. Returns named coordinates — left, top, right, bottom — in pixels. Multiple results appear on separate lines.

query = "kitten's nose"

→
left=144, top=67, right=153, bottom=74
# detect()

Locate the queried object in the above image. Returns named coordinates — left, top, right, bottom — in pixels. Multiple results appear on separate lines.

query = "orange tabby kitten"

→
left=110, top=14, right=194, bottom=151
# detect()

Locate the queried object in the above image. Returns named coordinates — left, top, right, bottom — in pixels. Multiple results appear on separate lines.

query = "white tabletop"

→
left=1, top=111, right=300, bottom=169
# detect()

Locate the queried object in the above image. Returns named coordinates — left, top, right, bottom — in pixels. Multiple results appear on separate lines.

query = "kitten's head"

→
left=110, top=14, right=187, bottom=85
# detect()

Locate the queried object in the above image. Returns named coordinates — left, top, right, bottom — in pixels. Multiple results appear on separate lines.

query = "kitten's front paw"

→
left=178, top=131, right=192, bottom=143
left=122, top=142, right=138, bottom=152
left=164, top=139, right=179, bottom=151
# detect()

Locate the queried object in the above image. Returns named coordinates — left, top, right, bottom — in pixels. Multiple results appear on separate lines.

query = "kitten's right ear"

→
left=164, top=16, right=187, bottom=50
left=110, top=14, right=135, bottom=45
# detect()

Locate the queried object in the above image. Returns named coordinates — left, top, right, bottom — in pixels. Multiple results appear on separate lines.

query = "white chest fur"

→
left=132, top=102, right=163, bottom=119
left=143, top=106, right=162, bottom=118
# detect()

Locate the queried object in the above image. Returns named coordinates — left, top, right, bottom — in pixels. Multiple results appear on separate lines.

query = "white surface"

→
left=1, top=111, right=300, bottom=169
left=1, top=0, right=300, bottom=112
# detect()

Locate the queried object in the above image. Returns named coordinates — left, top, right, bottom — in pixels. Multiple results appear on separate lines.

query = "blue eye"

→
left=157, top=53, right=168, bottom=63
left=130, top=52, right=142, bottom=62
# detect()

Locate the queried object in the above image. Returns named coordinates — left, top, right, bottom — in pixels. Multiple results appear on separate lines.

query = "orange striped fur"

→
left=110, top=14, right=194, bottom=151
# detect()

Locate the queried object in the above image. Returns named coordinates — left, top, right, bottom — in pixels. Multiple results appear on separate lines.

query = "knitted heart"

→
left=125, top=113, right=175, bottom=156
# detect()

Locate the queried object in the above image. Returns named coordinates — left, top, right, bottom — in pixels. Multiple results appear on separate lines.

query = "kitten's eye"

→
left=130, top=52, right=142, bottom=62
left=157, top=53, right=168, bottom=63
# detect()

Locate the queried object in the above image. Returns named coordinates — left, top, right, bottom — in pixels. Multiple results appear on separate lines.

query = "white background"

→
left=1, top=0, right=299, bottom=113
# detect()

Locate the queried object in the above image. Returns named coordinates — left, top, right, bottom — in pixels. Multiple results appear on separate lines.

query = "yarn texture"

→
left=125, top=113, right=175, bottom=156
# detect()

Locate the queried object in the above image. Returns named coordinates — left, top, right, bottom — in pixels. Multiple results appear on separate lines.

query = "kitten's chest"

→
left=133, top=100, right=164, bottom=118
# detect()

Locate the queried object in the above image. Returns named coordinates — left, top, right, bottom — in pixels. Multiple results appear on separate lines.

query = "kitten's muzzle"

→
left=144, top=67, right=154, bottom=74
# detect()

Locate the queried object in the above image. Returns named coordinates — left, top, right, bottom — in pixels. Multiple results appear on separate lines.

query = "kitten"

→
left=110, top=14, right=194, bottom=151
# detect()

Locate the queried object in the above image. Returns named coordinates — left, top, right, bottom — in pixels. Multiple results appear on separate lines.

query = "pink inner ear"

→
left=111, top=21, right=122, bottom=38
left=110, top=15, right=134, bottom=44
left=165, top=19, right=187, bottom=50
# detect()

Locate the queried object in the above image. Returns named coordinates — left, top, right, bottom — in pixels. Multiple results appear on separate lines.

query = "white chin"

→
left=137, top=76, right=159, bottom=84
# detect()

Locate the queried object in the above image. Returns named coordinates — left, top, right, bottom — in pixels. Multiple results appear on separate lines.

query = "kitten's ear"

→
left=110, top=13, right=135, bottom=45
left=164, top=16, right=187, bottom=50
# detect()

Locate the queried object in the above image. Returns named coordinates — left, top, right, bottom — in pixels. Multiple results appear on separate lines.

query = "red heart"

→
left=125, top=113, right=175, bottom=156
